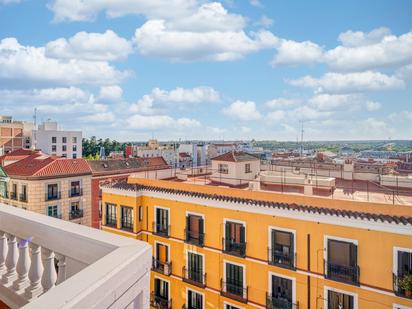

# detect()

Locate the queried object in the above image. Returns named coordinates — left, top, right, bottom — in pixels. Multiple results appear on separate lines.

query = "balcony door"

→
left=398, top=250, right=412, bottom=276
left=270, top=275, right=293, bottom=308
left=154, top=278, right=169, bottom=300
left=226, top=262, right=243, bottom=296
left=327, top=290, right=354, bottom=309
left=188, top=252, right=203, bottom=283
left=327, top=239, right=358, bottom=284
left=187, top=290, right=202, bottom=309
left=47, top=184, right=58, bottom=199
left=271, top=229, right=294, bottom=268
left=186, top=214, right=204, bottom=243
left=156, top=208, right=169, bottom=233
left=156, top=243, right=168, bottom=264
left=225, top=221, right=245, bottom=256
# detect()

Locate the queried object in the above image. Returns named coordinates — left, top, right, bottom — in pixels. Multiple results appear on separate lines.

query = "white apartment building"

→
left=34, top=121, right=82, bottom=158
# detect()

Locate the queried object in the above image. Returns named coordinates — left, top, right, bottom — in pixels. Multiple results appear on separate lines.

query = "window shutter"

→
left=199, top=218, right=204, bottom=234
left=225, top=222, right=230, bottom=241
left=240, top=225, right=245, bottom=243
left=186, top=216, right=190, bottom=240
left=350, top=243, right=357, bottom=266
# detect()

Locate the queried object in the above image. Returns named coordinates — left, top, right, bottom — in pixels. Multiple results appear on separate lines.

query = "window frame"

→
left=393, top=246, right=412, bottom=275
left=120, top=205, right=134, bottom=231
left=186, top=249, right=205, bottom=282
left=267, top=271, right=296, bottom=307
left=186, top=287, right=205, bottom=309
left=268, top=226, right=296, bottom=269
left=223, top=259, right=246, bottom=293
left=323, top=286, right=358, bottom=309
left=324, top=235, right=358, bottom=277
left=153, top=276, right=171, bottom=301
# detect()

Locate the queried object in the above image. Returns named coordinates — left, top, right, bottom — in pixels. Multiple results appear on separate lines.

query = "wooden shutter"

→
left=240, top=225, right=245, bottom=243
left=199, top=218, right=204, bottom=235
left=350, top=243, right=357, bottom=267
left=158, top=244, right=167, bottom=262
left=225, top=222, right=231, bottom=241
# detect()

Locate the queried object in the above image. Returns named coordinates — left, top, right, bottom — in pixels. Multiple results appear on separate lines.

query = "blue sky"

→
left=0, top=0, right=411, bottom=141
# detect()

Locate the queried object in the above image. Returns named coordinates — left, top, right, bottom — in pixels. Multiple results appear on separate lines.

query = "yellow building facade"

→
left=101, top=177, right=412, bottom=309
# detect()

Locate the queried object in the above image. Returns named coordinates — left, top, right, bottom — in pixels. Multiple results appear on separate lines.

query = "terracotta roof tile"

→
left=212, top=151, right=259, bottom=162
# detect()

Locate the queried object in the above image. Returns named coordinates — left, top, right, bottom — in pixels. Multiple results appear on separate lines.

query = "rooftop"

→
left=87, top=157, right=169, bottom=176
left=212, top=151, right=259, bottom=162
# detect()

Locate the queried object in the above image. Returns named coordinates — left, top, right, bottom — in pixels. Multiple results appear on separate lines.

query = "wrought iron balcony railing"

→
left=10, top=191, right=17, bottom=200
left=268, top=248, right=296, bottom=269
left=184, top=229, right=204, bottom=247
left=266, top=293, right=299, bottom=309
left=153, top=222, right=170, bottom=238
left=19, top=193, right=28, bottom=203
left=45, top=191, right=61, bottom=201
left=220, top=279, right=248, bottom=303
left=152, top=257, right=172, bottom=276
left=222, top=238, right=246, bottom=257
left=393, top=272, right=412, bottom=299
left=325, top=260, right=360, bottom=285
left=182, top=266, right=206, bottom=287
left=150, top=292, right=172, bottom=309
left=69, top=188, right=83, bottom=197
left=69, top=209, right=84, bottom=220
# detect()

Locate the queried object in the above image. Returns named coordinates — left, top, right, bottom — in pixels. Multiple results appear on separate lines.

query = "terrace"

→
left=0, top=204, right=151, bottom=309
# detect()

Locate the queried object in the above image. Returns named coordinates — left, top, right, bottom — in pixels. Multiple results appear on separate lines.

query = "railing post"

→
left=41, top=248, right=57, bottom=292
left=0, top=231, right=7, bottom=275
left=2, top=233, right=18, bottom=284
left=25, top=243, right=43, bottom=300
left=55, top=253, right=66, bottom=285
left=13, top=237, right=30, bottom=291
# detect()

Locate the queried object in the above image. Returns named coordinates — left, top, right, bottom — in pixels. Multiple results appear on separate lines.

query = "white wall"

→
left=35, top=129, right=82, bottom=158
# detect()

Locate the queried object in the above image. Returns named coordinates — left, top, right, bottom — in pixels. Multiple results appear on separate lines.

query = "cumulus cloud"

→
left=45, top=30, right=133, bottom=61
left=266, top=98, right=299, bottom=109
left=255, top=15, right=273, bottom=28
left=308, top=94, right=358, bottom=111
left=99, top=85, right=123, bottom=102
left=288, top=71, right=404, bottom=93
left=48, top=0, right=197, bottom=22
left=222, top=100, right=261, bottom=121
left=126, top=114, right=200, bottom=129
left=337, top=27, right=391, bottom=47
left=267, top=110, right=286, bottom=121
left=0, top=38, right=129, bottom=85
left=365, top=101, right=382, bottom=111
left=130, top=86, right=220, bottom=113
left=271, top=39, right=323, bottom=66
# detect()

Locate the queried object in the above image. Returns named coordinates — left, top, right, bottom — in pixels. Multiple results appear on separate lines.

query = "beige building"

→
left=0, top=149, right=92, bottom=226
left=0, top=115, right=33, bottom=155
left=210, top=151, right=260, bottom=186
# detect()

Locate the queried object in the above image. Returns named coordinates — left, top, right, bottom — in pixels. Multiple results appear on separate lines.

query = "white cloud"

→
left=45, top=30, right=133, bottom=61
left=126, top=114, right=200, bottom=129
left=365, top=101, right=382, bottom=111
left=289, top=105, right=333, bottom=121
left=271, top=39, right=323, bottom=66
left=99, top=85, right=123, bottom=102
left=266, top=98, right=299, bottom=109
left=79, top=112, right=116, bottom=123
left=326, top=29, right=412, bottom=71
left=308, top=94, right=357, bottom=111
left=267, top=110, right=286, bottom=121
left=0, top=38, right=129, bottom=85
left=48, top=0, right=197, bottom=22
left=249, top=0, right=263, bottom=7
left=338, top=27, right=391, bottom=47
left=255, top=15, right=273, bottom=28
left=130, top=86, right=220, bottom=113
left=289, top=71, right=404, bottom=93
left=134, top=19, right=278, bottom=61
left=222, top=100, right=261, bottom=121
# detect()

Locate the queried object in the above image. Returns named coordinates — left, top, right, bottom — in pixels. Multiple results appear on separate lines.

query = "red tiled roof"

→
left=0, top=149, right=38, bottom=164
left=4, top=154, right=92, bottom=178
left=212, top=151, right=259, bottom=162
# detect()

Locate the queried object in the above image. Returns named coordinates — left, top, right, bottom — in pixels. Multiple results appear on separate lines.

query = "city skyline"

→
left=1, top=0, right=412, bottom=141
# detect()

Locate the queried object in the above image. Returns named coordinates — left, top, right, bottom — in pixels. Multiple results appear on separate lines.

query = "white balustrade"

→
left=0, top=231, right=6, bottom=275
left=2, top=234, right=18, bottom=284
left=25, top=244, right=43, bottom=300
left=55, top=254, right=66, bottom=285
left=40, top=248, right=57, bottom=292
left=12, top=237, right=30, bottom=291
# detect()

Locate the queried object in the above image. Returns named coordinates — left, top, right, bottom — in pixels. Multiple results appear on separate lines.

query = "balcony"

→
left=0, top=203, right=151, bottom=308
left=69, top=209, right=83, bottom=220
left=393, top=273, right=412, bottom=299
left=68, top=188, right=83, bottom=198
left=268, top=248, right=296, bottom=270
left=184, top=229, right=204, bottom=247
left=266, top=293, right=299, bottom=309
left=150, top=292, right=172, bottom=309
left=152, top=222, right=170, bottom=238
left=220, top=279, right=248, bottom=303
left=222, top=238, right=246, bottom=258
left=105, top=215, right=117, bottom=227
left=152, top=257, right=172, bottom=276
left=45, top=192, right=61, bottom=201
left=182, top=266, right=206, bottom=288
left=325, top=260, right=359, bottom=285
left=10, top=192, right=17, bottom=201
left=19, top=194, right=28, bottom=203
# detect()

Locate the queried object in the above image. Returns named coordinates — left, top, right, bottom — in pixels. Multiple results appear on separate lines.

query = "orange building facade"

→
left=101, top=177, right=412, bottom=309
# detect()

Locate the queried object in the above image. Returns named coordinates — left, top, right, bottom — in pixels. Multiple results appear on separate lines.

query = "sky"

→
left=0, top=0, right=411, bottom=142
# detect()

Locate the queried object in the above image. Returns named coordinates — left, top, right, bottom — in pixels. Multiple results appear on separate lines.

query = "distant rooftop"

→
left=87, top=157, right=169, bottom=176
left=212, top=151, right=259, bottom=162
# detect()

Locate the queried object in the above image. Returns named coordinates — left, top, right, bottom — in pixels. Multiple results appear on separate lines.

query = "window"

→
left=394, top=249, right=412, bottom=298
left=105, top=203, right=117, bottom=226
left=223, top=262, right=245, bottom=300
left=121, top=206, right=134, bottom=230
left=47, top=184, right=59, bottom=200
left=47, top=205, right=59, bottom=218
left=185, top=214, right=204, bottom=246
left=20, top=184, right=27, bottom=202
left=327, top=290, right=354, bottom=309
left=61, top=153, right=67, bottom=158
left=184, top=252, right=204, bottom=286
left=245, top=163, right=251, bottom=173
left=224, top=221, right=246, bottom=257
left=69, top=201, right=83, bottom=220
left=52, top=145, right=57, bottom=152
left=73, top=145, right=77, bottom=152
left=52, top=136, right=56, bottom=143
left=62, top=137, right=67, bottom=144
left=218, top=163, right=229, bottom=174
left=72, top=154, right=77, bottom=159
left=70, top=181, right=81, bottom=197
left=62, top=145, right=67, bottom=152
left=187, top=290, right=203, bottom=309
left=0, top=181, right=7, bottom=198
left=72, top=136, right=77, bottom=143
left=269, top=229, right=295, bottom=269
left=11, top=183, right=17, bottom=200
left=268, top=274, right=294, bottom=309
left=326, top=238, right=359, bottom=285
left=154, top=207, right=169, bottom=237
left=153, top=278, right=169, bottom=307
left=138, top=206, right=143, bottom=222
left=153, top=243, right=171, bottom=276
